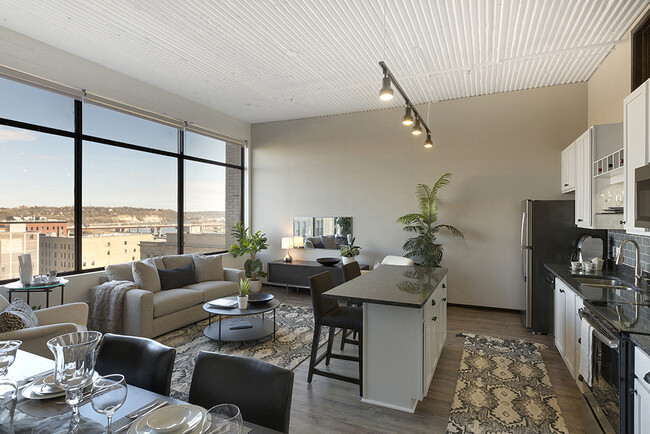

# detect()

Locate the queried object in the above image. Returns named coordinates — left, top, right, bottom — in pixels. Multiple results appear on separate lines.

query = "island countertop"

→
left=323, top=264, right=448, bottom=308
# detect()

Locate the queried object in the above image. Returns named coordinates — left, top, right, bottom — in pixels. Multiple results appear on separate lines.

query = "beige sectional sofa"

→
left=95, top=253, right=243, bottom=338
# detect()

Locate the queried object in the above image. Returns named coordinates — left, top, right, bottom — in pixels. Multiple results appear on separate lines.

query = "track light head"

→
left=402, top=107, right=414, bottom=125
left=411, top=118, right=422, bottom=135
left=424, top=134, right=433, bottom=149
left=379, top=76, right=394, bottom=101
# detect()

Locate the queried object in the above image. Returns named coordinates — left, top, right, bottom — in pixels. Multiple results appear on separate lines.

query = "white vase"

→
left=341, top=256, right=356, bottom=265
left=237, top=295, right=248, bottom=309
left=18, top=253, right=33, bottom=284
left=249, top=280, right=263, bottom=293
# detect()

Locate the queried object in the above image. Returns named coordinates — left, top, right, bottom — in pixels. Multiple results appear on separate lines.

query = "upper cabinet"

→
left=561, top=143, right=575, bottom=193
left=565, top=124, right=624, bottom=229
left=624, top=80, right=650, bottom=234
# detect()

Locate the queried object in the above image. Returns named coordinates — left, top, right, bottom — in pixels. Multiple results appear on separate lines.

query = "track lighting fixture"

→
left=424, top=134, right=433, bottom=149
left=402, top=107, right=414, bottom=125
left=379, top=74, right=394, bottom=101
left=411, top=119, right=422, bottom=136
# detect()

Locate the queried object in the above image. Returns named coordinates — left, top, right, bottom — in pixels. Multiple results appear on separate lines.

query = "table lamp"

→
left=282, top=237, right=294, bottom=263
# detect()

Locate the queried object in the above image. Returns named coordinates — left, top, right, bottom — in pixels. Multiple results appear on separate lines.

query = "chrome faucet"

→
left=616, top=238, right=644, bottom=286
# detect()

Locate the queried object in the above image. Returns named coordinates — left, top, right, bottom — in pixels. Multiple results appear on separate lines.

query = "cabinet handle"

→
left=559, top=289, right=565, bottom=293
left=431, top=299, right=436, bottom=306
left=442, top=283, right=446, bottom=289
left=620, top=220, right=626, bottom=225
left=577, top=219, right=583, bottom=222
left=578, top=338, right=581, bottom=344
left=644, top=372, right=650, bottom=385
left=564, top=183, right=569, bottom=187
left=432, top=316, right=437, bottom=321
left=442, top=298, right=447, bottom=302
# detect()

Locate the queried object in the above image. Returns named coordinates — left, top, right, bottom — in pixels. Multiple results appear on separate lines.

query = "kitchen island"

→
left=324, top=264, right=448, bottom=412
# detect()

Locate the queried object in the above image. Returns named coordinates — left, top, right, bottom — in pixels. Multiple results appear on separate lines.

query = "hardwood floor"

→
left=263, top=285, right=585, bottom=433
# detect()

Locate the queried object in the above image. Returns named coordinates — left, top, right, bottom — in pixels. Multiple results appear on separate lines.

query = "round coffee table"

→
left=202, top=296, right=280, bottom=350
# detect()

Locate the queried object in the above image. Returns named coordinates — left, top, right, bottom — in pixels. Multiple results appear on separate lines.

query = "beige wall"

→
left=588, top=5, right=650, bottom=126
left=251, top=83, right=588, bottom=310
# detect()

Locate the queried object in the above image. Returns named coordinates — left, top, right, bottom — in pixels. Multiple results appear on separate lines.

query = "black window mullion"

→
left=74, top=99, right=83, bottom=272
left=178, top=130, right=184, bottom=255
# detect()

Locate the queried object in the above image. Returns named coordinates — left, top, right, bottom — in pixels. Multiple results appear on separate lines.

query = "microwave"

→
left=636, top=163, right=650, bottom=228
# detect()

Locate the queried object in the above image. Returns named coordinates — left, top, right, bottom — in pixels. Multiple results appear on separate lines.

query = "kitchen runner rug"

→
left=446, top=334, right=568, bottom=434
left=156, top=304, right=328, bottom=400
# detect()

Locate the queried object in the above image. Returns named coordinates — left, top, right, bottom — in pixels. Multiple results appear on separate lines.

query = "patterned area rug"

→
left=156, top=304, right=327, bottom=400
left=446, top=334, right=568, bottom=434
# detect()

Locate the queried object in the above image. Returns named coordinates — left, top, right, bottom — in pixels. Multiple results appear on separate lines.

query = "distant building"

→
left=0, top=223, right=39, bottom=280
left=140, top=232, right=227, bottom=259
left=1, top=218, right=67, bottom=235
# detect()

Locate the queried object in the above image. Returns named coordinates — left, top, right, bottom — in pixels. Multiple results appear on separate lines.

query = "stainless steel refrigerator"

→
left=520, top=200, right=584, bottom=334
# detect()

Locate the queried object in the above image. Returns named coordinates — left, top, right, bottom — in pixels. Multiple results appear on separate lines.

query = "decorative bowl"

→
left=317, top=257, right=341, bottom=267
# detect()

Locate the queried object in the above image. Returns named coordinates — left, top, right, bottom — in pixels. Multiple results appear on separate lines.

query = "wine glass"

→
left=206, top=404, right=243, bottom=434
left=91, top=374, right=127, bottom=433
left=0, top=340, right=21, bottom=434
left=47, top=331, right=102, bottom=434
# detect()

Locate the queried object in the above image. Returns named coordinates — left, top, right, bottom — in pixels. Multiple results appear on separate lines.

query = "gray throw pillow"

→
left=105, top=262, right=135, bottom=282
left=0, top=298, right=39, bottom=332
left=193, top=254, right=224, bottom=282
left=162, top=254, right=194, bottom=270
left=321, top=235, right=337, bottom=249
left=132, top=258, right=162, bottom=292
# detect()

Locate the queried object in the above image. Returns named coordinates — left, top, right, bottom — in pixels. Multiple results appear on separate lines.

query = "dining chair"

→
left=308, top=271, right=362, bottom=394
left=381, top=255, right=415, bottom=266
left=340, top=262, right=362, bottom=351
left=95, top=333, right=176, bottom=396
left=188, top=351, right=294, bottom=433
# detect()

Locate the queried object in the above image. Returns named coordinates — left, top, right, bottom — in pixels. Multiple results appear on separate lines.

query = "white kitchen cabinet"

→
left=564, top=289, right=576, bottom=375
left=574, top=296, right=584, bottom=380
left=554, top=278, right=582, bottom=380
left=634, top=346, right=650, bottom=434
left=624, top=80, right=650, bottom=234
left=575, top=131, right=592, bottom=227
left=561, top=143, right=575, bottom=193
left=554, top=278, right=566, bottom=358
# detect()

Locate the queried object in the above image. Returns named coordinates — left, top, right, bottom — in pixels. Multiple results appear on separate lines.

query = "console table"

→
left=267, top=259, right=369, bottom=294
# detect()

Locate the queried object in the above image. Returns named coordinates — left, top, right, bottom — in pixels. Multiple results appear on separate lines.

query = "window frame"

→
left=0, top=81, right=245, bottom=284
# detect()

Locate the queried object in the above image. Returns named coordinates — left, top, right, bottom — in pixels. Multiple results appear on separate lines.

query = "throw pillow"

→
left=192, top=254, right=224, bottom=282
left=0, top=298, right=39, bottom=332
left=105, top=262, right=135, bottom=282
left=321, top=235, right=337, bottom=249
left=162, top=254, right=194, bottom=270
left=158, top=263, right=197, bottom=290
left=132, top=258, right=162, bottom=292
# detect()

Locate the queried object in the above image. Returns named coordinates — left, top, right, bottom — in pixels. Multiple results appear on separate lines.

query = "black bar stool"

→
left=340, top=262, right=362, bottom=350
left=307, top=271, right=363, bottom=394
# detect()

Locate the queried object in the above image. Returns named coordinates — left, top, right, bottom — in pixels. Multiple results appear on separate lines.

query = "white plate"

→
left=21, top=371, right=98, bottom=400
left=129, top=404, right=207, bottom=434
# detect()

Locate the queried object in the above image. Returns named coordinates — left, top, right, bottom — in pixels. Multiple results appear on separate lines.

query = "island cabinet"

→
left=323, top=265, right=448, bottom=413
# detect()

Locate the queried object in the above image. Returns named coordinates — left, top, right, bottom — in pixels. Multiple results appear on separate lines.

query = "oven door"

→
left=635, top=164, right=650, bottom=228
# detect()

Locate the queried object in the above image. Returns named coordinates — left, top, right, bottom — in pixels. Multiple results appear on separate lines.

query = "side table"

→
left=2, top=278, right=69, bottom=308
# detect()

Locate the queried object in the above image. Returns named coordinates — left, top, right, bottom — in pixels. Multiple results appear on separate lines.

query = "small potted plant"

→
left=229, top=222, right=269, bottom=293
left=340, top=235, right=361, bottom=265
left=238, top=278, right=251, bottom=309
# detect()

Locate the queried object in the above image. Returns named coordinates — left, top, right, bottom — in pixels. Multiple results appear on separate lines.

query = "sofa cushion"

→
left=162, top=254, right=194, bottom=270
left=0, top=298, right=39, bottom=332
left=105, top=262, right=134, bottom=282
left=132, top=258, right=162, bottom=292
left=193, top=254, right=224, bottom=282
left=158, top=263, right=197, bottom=291
left=152, top=289, right=203, bottom=318
left=321, top=234, right=337, bottom=249
left=184, top=281, right=239, bottom=302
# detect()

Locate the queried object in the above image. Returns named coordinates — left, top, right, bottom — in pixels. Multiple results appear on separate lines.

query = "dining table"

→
left=7, top=349, right=282, bottom=433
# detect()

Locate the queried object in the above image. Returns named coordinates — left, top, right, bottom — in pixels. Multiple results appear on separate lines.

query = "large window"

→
left=0, top=75, right=245, bottom=283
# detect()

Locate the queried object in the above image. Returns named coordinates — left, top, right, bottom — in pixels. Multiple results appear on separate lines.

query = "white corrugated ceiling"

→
left=0, top=0, right=648, bottom=123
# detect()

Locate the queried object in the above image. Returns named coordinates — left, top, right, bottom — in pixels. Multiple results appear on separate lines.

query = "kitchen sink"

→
left=574, top=277, right=638, bottom=291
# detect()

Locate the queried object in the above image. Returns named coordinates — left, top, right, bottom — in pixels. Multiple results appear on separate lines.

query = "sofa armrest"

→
left=123, top=289, right=154, bottom=338
left=0, top=323, right=80, bottom=359
left=224, top=268, right=244, bottom=283
left=35, top=302, right=89, bottom=327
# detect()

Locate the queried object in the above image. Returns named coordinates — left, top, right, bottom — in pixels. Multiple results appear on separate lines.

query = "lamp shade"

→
left=293, top=236, right=304, bottom=248
left=281, top=237, right=294, bottom=249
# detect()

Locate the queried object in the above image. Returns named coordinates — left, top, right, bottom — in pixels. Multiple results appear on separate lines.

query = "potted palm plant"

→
left=396, top=173, right=464, bottom=267
left=340, top=235, right=361, bottom=265
left=228, top=222, right=269, bottom=293
left=237, top=278, right=251, bottom=309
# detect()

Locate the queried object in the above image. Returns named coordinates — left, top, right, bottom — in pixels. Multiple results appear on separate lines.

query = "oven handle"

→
left=579, top=309, right=619, bottom=349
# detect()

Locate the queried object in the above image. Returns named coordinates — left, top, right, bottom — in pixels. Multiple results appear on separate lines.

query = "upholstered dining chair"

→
left=188, top=351, right=294, bottom=433
left=308, top=271, right=362, bottom=394
left=95, top=333, right=176, bottom=396
left=381, top=255, right=415, bottom=266
left=0, top=294, right=88, bottom=358
left=340, top=262, right=362, bottom=351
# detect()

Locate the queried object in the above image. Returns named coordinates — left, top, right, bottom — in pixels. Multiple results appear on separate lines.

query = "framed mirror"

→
left=293, top=216, right=352, bottom=249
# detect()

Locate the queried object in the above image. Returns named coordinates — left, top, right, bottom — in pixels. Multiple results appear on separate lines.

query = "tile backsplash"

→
left=609, top=230, right=650, bottom=273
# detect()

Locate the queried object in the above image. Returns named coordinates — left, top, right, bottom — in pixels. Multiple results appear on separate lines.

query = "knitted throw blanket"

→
left=89, top=280, right=137, bottom=334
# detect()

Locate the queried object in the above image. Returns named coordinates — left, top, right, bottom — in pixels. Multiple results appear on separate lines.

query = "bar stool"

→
left=340, top=262, right=362, bottom=351
left=307, top=271, right=362, bottom=394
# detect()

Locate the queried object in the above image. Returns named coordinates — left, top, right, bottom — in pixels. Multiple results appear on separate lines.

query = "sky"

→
left=0, top=77, right=231, bottom=212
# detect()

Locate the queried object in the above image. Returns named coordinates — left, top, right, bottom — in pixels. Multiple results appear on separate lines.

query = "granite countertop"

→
left=323, top=265, right=448, bottom=308
left=630, top=334, right=650, bottom=357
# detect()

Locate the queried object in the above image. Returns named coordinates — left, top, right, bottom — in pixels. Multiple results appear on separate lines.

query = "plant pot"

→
left=341, top=256, right=356, bottom=265
left=249, top=280, right=262, bottom=293
left=237, top=295, right=248, bottom=309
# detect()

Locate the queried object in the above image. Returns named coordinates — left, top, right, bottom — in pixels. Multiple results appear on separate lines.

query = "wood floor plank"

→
left=260, top=286, right=585, bottom=433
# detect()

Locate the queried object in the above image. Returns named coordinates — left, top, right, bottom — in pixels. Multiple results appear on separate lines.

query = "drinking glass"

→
left=47, top=331, right=102, bottom=434
left=91, top=374, right=127, bottom=433
left=206, top=404, right=243, bottom=434
left=0, top=340, right=21, bottom=434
